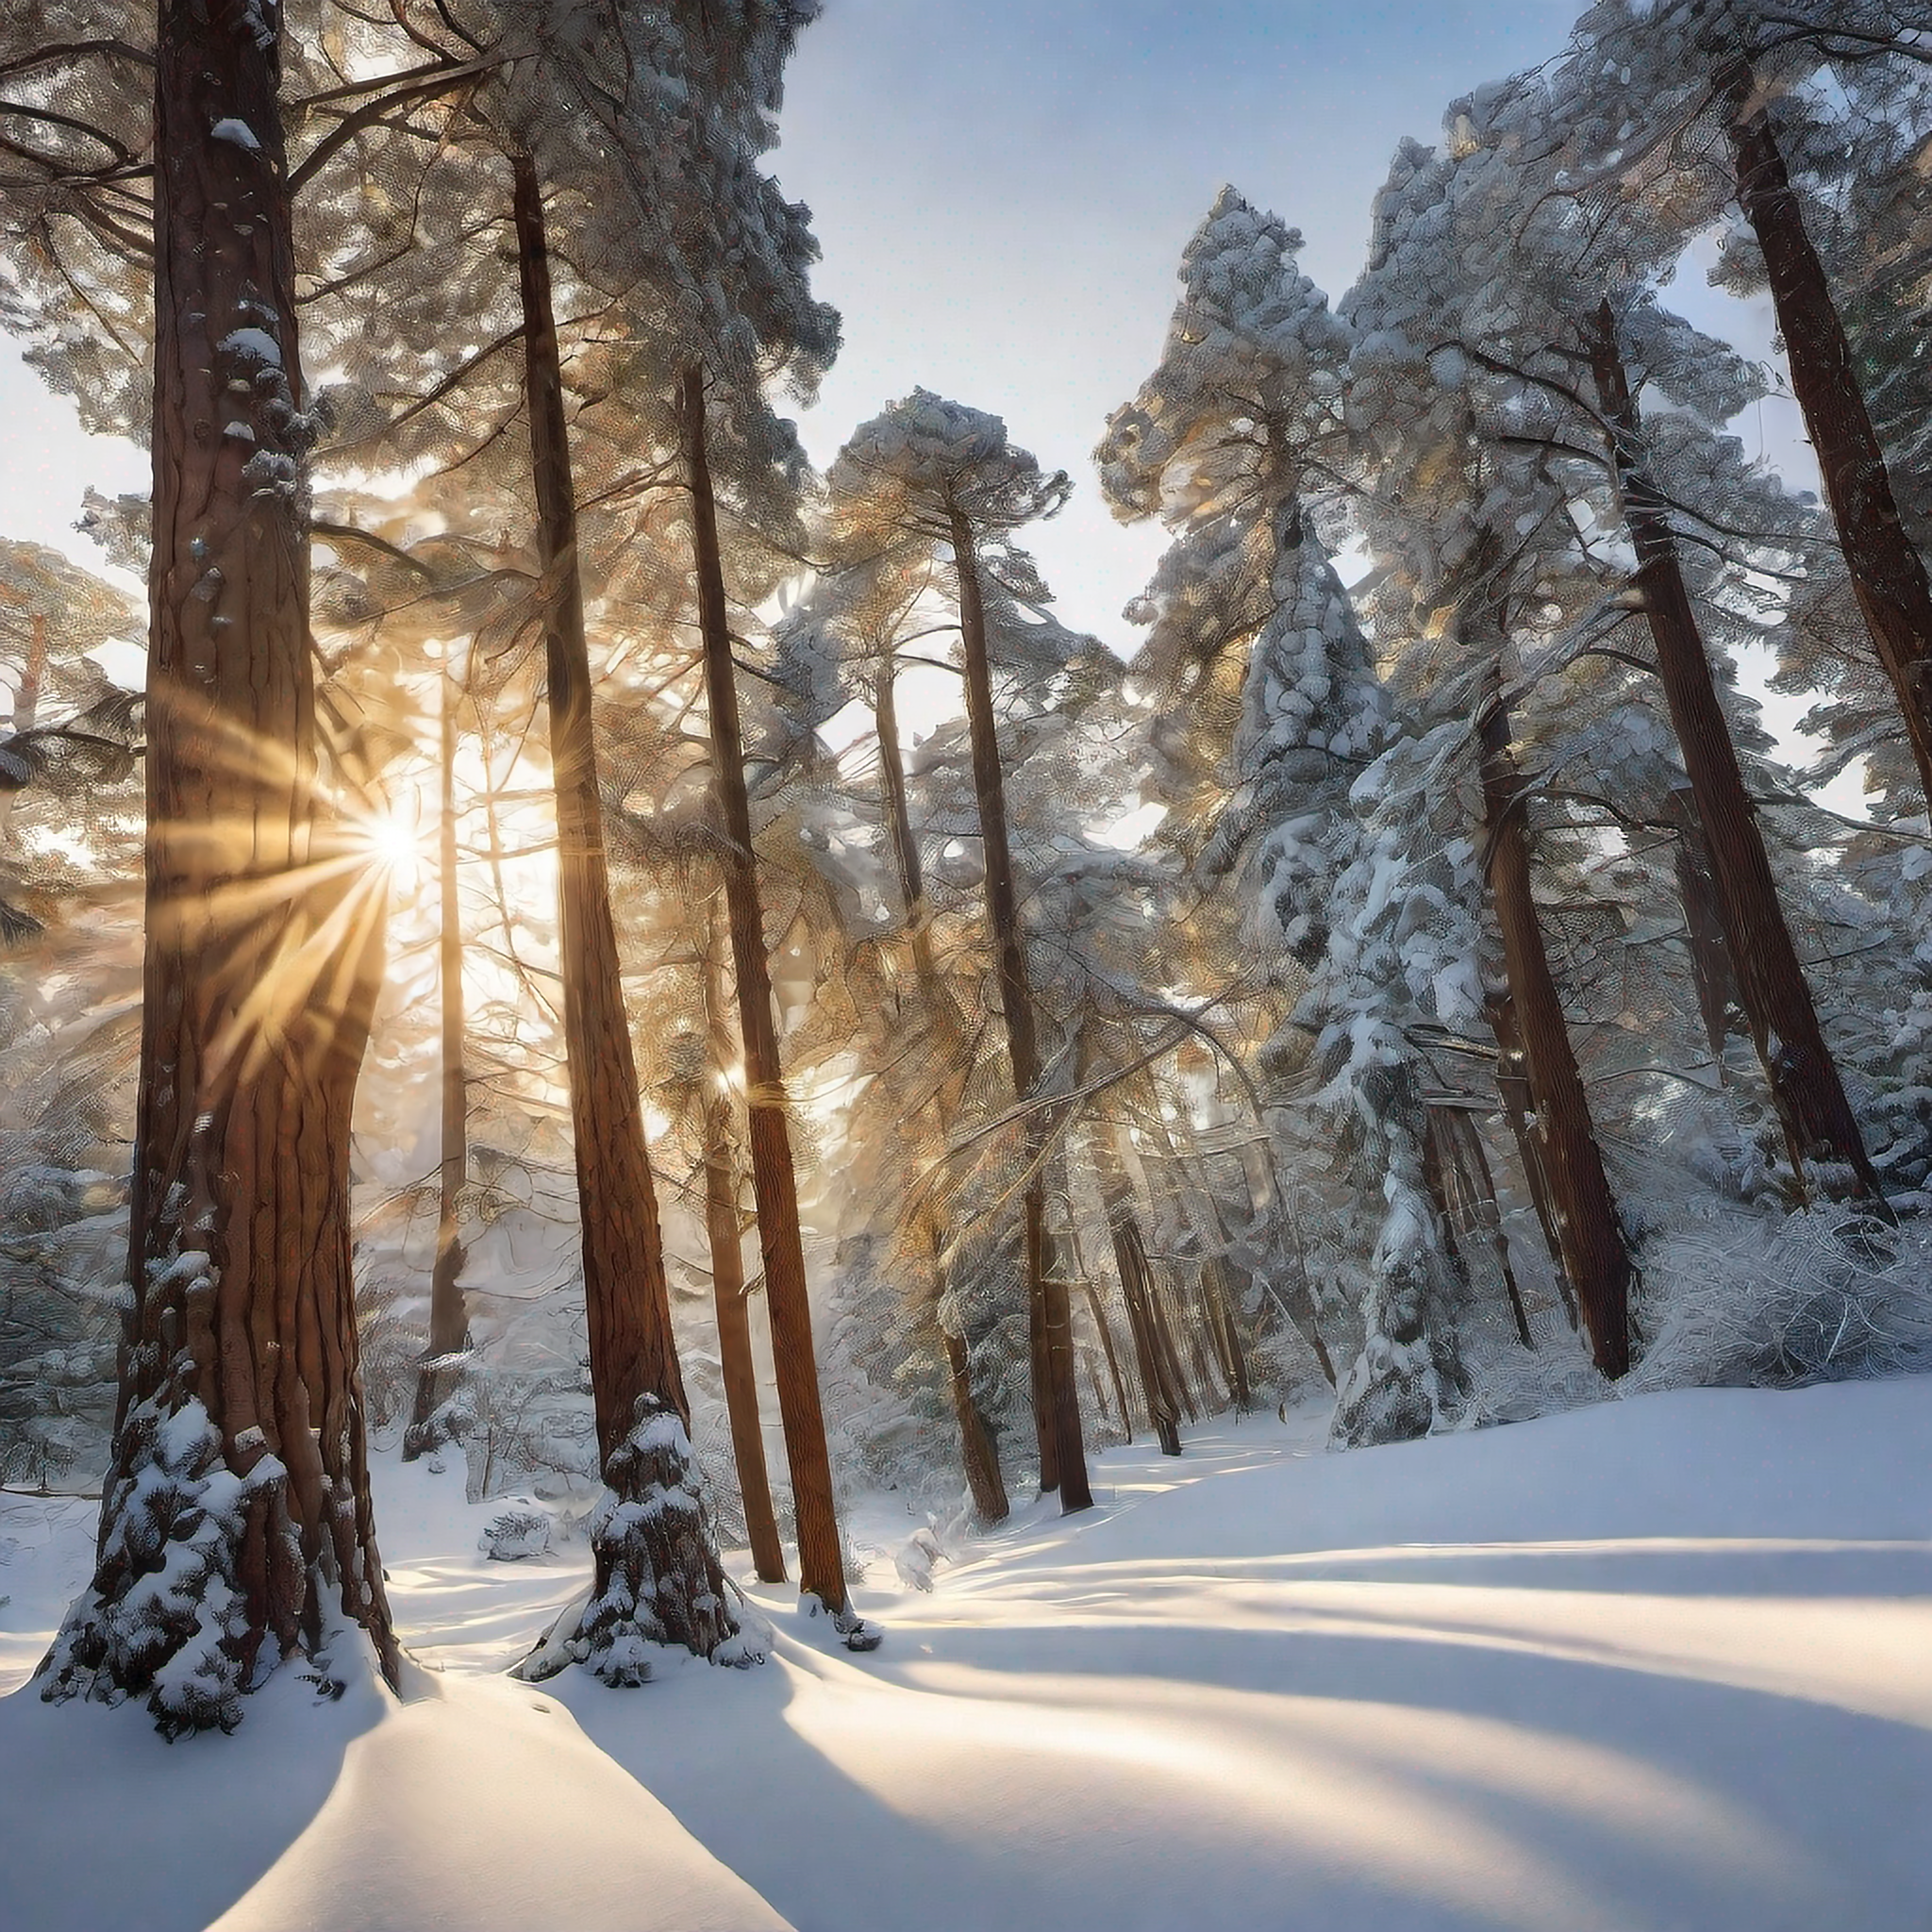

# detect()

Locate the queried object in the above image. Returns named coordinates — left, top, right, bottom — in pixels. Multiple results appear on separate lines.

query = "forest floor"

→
left=4, top=1374, right=1931, bottom=1931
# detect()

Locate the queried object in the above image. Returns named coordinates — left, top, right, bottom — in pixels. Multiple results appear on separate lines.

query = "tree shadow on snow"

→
left=560, top=1535, right=1932, bottom=1932
left=0, top=1661, right=379, bottom=1932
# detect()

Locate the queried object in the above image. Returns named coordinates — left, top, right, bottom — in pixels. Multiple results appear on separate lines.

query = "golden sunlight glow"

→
left=355, top=800, right=426, bottom=891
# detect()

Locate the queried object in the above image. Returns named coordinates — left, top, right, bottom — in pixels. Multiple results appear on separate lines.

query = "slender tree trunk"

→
left=1179, top=1276, right=1226, bottom=1412
left=1666, top=787, right=1739, bottom=1073
left=1478, top=667, right=1632, bottom=1377
left=1486, top=988, right=1574, bottom=1325
left=874, top=658, right=956, bottom=1048
left=1090, top=1120, right=1181, bottom=1455
left=1440, top=1107, right=1536, bottom=1351
left=1420, top=1109, right=1474, bottom=1284
left=1274, top=1200, right=1339, bottom=1387
left=1146, top=1114, right=1256, bottom=1411
left=511, top=165, right=735, bottom=1670
left=1724, top=61, right=1932, bottom=806
left=1202, top=1254, right=1254, bottom=1411
left=514, top=156, right=689, bottom=1457
left=42, top=0, right=396, bottom=1728
left=1082, top=1279, right=1135, bottom=1438
left=699, top=907, right=786, bottom=1584
left=1153, top=1285, right=1201, bottom=1424
left=874, top=656, right=1008, bottom=1521
left=408, top=669, right=472, bottom=1454
left=1591, top=302, right=1887, bottom=1208
left=948, top=503, right=1091, bottom=1511
left=682, top=365, right=861, bottom=1624
left=940, top=1313, right=1010, bottom=1524
left=1025, top=1263, right=1059, bottom=1491
left=1122, top=1230, right=1183, bottom=1453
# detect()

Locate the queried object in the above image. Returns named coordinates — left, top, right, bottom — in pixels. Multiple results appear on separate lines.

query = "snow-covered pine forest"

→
left=1, top=2, right=1930, bottom=1926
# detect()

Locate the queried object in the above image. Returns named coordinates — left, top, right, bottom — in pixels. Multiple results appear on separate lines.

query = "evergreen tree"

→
left=830, top=392, right=1093, bottom=1510
left=38, top=0, right=400, bottom=1732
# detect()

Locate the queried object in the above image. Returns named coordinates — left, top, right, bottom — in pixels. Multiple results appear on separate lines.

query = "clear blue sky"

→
left=774, top=0, right=1583, bottom=637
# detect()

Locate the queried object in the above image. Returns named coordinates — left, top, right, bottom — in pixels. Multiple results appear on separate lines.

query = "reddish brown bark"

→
left=1086, top=1099, right=1180, bottom=1452
left=1082, top=1278, right=1136, bottom=1440
left=874, top=653, right=1009, bottom=1519
left=1591, top=302, right=1886, bottom=1208
left=935, top=1250, right=1012, bottom=1525
left=1478, top=669, right=1632, bottom=1377
left=1724, top=61, right=1932, bottom=806
left=874, top=658, right=958, bottom=1050
left=1108, top=1203, right=1182, bottom=1453
left=682, top=364, right=855, bottom=1616
left=48, top=0, right=396, bottom=1717
left=949, top=505, right=1091, bottom=1511
left=1666, top=788, right=1739, bottom=1072
left=514, top=155, right=690, bottom=1469
left=699, top=910, right=787, bottom=1583
left=408, top=670, right=472, bottom=1453
left=1179, top=1274, right=1226, bottom=1412
left=1201, top=1255, right=1255, bottom=1411
left=1147, top=1117, right=1255, bottom=1411
left=1152, top=1283, right=1201, bottom=1424
left=1486, top=988, right=1573, bottom=1328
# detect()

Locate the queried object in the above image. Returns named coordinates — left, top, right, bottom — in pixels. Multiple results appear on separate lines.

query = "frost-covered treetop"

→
left=827, top=390, right=1070, bottom=541
left=1534, top=0, right=1925, bottom=264
left=1098, top=187, right=1351, bottom=525
left=484, top=0, right=840, bottom=422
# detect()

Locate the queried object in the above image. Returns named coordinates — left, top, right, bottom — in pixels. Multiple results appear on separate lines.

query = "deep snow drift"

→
left=4, top=1376, right=1930, bottom=1931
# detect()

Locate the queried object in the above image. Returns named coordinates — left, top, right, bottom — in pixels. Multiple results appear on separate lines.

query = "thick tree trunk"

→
left=874, top=656, right=1008, bottom=1521
left=41, top=0, right=395, bottom=1731
left=511, top=166, right=736, bottom=1672
left=408, top=669, right=472, bottom=1456
left=948, top=504, right=1091, bottom=1511
left=1724, top=62, right=1932, bottom=807
left=682, top=366, right=867, bottom=1632
left=1478, top=669, right=1632, bottom=1377
left=1591, top=303, right=1886, bottom=1208
left=699, top=911, right=786, bottom=1584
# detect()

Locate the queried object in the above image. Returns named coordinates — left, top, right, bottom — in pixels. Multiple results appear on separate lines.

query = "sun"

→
left=355, top=800, right=426, bottom=891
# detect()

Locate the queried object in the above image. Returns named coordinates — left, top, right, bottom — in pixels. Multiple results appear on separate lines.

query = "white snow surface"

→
left=4, top=1375, right=1932, bottom=1930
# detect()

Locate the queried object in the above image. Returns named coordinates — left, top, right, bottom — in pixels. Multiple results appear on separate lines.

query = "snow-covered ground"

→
left=4, top=1376, right=1931, bottom=1931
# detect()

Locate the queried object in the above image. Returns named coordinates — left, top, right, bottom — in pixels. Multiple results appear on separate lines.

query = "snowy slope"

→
left=4, top=1376, right=1931, bottom=1931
